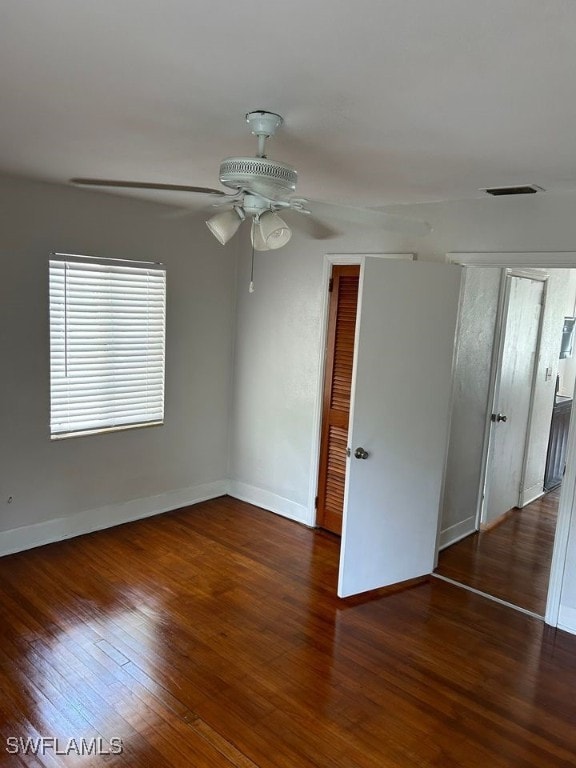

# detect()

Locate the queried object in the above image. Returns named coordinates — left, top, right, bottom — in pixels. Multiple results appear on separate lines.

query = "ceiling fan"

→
left=71, top=110, right=431, bottom=250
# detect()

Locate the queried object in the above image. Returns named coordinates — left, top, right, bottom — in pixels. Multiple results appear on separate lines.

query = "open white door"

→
left=338, top=259, right=462, bottom=597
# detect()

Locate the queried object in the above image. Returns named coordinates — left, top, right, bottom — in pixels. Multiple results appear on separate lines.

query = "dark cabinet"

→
left=544, top=396, right=572, bottom=492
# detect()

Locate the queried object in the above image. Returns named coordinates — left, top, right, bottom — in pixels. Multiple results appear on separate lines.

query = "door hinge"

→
left=328, top=277, right=334, bottom=293
left=314, top=495, right=318, bottom=509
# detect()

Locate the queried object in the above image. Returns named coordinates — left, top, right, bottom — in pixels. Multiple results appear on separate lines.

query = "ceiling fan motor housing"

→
left=219, top=157, right=297, bottom=199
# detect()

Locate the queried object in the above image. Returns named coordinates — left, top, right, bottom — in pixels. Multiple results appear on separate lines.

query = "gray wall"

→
left=0, top=174, right=236, bottom=552
left=227, top=225, right=414, bottom=522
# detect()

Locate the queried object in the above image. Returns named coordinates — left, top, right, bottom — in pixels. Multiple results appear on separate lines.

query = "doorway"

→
left=436, top=262, right=576, bottom=618
left=316, top=264, right=360, bottom=535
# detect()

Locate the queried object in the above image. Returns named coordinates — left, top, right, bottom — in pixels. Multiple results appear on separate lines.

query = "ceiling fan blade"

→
left=301, top=199, right=431, bottom=236
left=283, top=209, right=341, bottom=240
left=70, top=178, right=227, bottom=196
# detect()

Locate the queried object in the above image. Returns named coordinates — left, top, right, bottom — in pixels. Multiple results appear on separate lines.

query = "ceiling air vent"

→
left=483, top=184, right=544, bottom=196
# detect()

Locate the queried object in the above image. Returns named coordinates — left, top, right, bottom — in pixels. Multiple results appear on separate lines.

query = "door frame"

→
left=315, top=263, right=361, bottom=534
left=479, top=269, right=549, bottom=527
left=447, top=252, right=576, bottom=629
left=308, top=253, right=414, bottom=526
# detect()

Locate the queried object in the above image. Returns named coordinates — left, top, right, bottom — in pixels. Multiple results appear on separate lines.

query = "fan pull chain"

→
left=249, top=238, right=255, bottom=293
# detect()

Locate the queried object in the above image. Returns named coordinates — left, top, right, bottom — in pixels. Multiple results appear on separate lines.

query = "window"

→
left=49, top=255, right=166, bottom=439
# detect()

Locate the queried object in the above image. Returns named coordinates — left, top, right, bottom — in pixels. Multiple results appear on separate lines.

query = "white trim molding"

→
left=558, top=605, right=576, bottom=635
left=519, top=484, right=546, bottom=508
left=325, top=252, right=415, bottom=266
left=438, top=515, right=476, bottom=550
left=448, top=252, right=576, bottom=268
left=227, top=480, right=311, bottom=526
left=0, top=481, right=227, bottom=557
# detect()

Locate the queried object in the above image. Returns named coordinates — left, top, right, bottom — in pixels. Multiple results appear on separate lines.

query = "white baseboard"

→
left=438, top=515, right=476, bottom=550
left=227, top=480, right=313, bottom=526
left=557, top=605, right=576, bottom=636
left=0, top=480, right=227, bottom=558
left=519, top=483, right=545, bottom=508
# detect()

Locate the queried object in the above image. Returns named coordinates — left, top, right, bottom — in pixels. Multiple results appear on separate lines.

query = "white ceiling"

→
left=2, top=0, right=576, bottom=210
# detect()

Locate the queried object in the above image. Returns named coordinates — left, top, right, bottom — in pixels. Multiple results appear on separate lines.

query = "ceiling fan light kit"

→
left=205, top=206, right=245, bottom=245
left=71, top=109, right=431, bottom=249
left=250, top=211, right=292, bottom=251
left=257, top=211, right=292, bottom=249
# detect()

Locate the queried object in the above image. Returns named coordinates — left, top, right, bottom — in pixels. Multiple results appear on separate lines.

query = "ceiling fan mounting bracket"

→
left=246, top=111, right=283, bottom=138
left=246, top=110, right=283, bottom=158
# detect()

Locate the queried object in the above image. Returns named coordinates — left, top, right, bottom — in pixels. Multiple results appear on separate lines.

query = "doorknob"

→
left=491, top=413, right=508, bottom=423
left=354, top=447, right=369, bottom=460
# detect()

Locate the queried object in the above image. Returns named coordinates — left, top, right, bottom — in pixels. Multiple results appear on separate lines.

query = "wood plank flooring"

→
left=1, top=495, right=576, bottom=766
left=437, top=490, right=559, bottom=616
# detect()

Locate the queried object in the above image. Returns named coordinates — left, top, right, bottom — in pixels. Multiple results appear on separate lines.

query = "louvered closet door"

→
left=316, top=265, right=360, bottom=535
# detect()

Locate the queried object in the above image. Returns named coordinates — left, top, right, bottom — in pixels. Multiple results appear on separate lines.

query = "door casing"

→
left=316, top=264, right=361, bottom=534
left=308, top=253, right=414, bottom=526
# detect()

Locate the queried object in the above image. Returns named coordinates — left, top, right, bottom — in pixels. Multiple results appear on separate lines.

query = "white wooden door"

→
left=338, top=259, right=462, bottom=598
left=483, top=275, right=544, bottom=526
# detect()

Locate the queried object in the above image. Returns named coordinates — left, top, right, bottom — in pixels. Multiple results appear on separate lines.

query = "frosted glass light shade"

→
left=251, top=220, right=270, bottom=251
left=206, top=208, right=243, bottom=245
left=257, top=211, right=292, bottom=249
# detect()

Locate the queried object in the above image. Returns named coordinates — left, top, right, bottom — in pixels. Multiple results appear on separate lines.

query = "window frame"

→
left=48, top=252, right=167, bottom=441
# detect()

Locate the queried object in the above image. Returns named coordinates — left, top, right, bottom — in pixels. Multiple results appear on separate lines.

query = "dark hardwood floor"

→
left=1, top=495, right=576, bottom=766
left=437, top=490, right=559, bottom=616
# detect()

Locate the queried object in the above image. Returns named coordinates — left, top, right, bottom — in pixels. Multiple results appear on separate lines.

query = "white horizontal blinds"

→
left=49, top=258, right=166, bottom=437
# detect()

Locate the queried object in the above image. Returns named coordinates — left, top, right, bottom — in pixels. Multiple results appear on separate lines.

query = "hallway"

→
left=436, top=489, right=559, bottom=615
